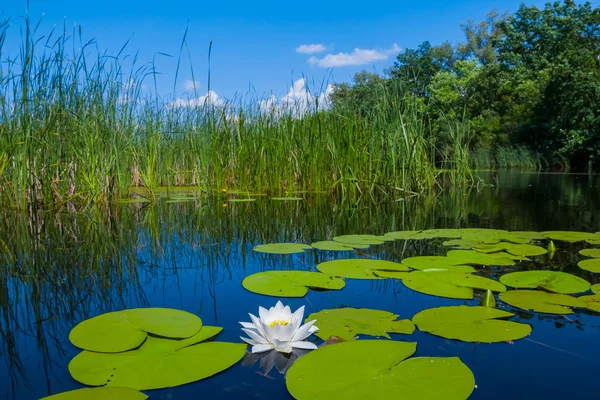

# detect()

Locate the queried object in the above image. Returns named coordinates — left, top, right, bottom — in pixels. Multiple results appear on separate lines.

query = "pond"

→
left=2, top=171, right=600, bottom=399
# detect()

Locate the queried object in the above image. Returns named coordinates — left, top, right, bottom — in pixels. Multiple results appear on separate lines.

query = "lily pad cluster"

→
left=68, top=308, right=245, bottom=391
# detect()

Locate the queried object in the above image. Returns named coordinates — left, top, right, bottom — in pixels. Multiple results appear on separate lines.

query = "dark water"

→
left=2, top=171, right=600, bottom=399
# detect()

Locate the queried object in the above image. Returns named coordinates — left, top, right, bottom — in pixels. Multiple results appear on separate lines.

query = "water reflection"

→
left=1, top=172, right=600, bottom=399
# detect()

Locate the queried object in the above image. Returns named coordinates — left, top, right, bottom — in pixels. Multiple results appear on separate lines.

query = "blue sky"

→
left=1, top=0, right=597, bottom=105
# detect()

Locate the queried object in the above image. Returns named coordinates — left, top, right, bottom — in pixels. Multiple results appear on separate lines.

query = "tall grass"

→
left=0, top=17, right=474, bottom=209
left=471, top=146, right=542, bottom=170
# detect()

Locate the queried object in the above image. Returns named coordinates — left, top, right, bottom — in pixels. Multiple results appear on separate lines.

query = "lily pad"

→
left=286, top=340, right=475, bottom=400
left=242, top=271, right=345, bottom=297
left=412, top=305, right=531, bottom=343
left=579, top=249, right=600, bottom=258
left=541, top=231, right=597, bottom=243
left=69, top=308, right=202, bottom=353
left=446, top=250, right=517, bottom=266
left=578, top=258, right=600, bottom=273
left=41, top=387, right=148, bottom=400
left=592, top=283, right=600, bottom=294
left=311, top=241, right=355, bottom=252
left=69, top=327, right=244, bottom=390
left=306, top=308, right=415, bottom=341
left=253, top=243, right=312, bottom=254
left=443, top=239, right=489, bottom=249
left=474, top=243, right=547, bottom=257
left=401, top=256, right=476, bottom=272
left=578, top=295, right=600, bottom=312
left=372, top=270, right=410, bottom=279
left=317, top=259, right=408, bottom=280
left=499, top=271, right=590, bottom=294
left=510, top=231, right=547, bottom=241
left=585, top=238, right=600, bottom=245
left=402, top=271, right=506, bottom=300
left=499, top=290, right=586, bottom=314
left=384, top=231, right=419, bottom=240
left=333, top=234, right=389, bottom=247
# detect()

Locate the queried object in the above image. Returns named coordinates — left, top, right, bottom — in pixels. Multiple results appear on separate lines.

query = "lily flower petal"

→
left=290, top=340, right=318, bottom=350
left=251, top=343, right=275, bottom=354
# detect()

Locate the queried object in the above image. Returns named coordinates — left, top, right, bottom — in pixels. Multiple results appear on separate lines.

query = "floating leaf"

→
left=541, top=231, right=597, bottom=243
left=481, top=290, right=496, bottom=308
left=286, top=340, right=475, bottom=400
left=242, top=271, right=345, bottom=297
left=372, top=270, right=410, bottom=279
left=499, top=271, right=590, bottom=294
left=271, top=197, right=303, bottom=201
left=69, top=308, right=202, bottom=353
left=578, top=259, right=600, bottom=273
left=384, top=231, right=419, bottom=240
left=412, top=305, right=531, bottom=343
left=446, top=250, right=517, bottom=266
left=306, top=308, right=415, bottom=341
left=499, top=290, right=586, bottom=314
left=585, top=238, right=600, bottom=245
left=69, top=328, right=244, bottom=390
left=316, top=259, right=408, bottom=280
left=474, top=243, right=547, bottom=257
left=580, top=249, right=600, bottom=258
left=310, top=241, right=355, bottom=252
left=578, top=295, right=600, bottom=312
left=443, top=239, right=489, bottom=249
left=400, top=256, right=475, bottom=272
left=402, top=271, right=506, bottom=300
left=592, top=284, right=600, bottom=295
left=253, top=243, right=312, bottom=254
left=333, top=234, right=389, bottom=247
left=41, top=387, right=148, bottom=400
left=510, top=231, right=547, bottom=241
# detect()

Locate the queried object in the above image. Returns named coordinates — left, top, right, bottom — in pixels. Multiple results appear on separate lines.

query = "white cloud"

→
left=183, top=79, right=201, bottom=91
left=295, top=44, right=326, bottom=54
left=260, top=78, right=333, bottom=117
left=171, top=90, right=223, bottom=108
left=308, top=43, right=400, bottom=68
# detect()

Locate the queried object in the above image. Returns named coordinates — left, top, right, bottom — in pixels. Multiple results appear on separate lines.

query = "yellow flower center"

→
left=268, top=320, right=289, bottom=328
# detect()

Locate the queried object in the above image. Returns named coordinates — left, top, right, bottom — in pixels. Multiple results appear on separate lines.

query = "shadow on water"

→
left=1, top=171, right=600, bottom=399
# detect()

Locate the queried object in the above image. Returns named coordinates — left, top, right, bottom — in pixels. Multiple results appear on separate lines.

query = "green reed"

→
left=0, top=17, right=476, bottom=209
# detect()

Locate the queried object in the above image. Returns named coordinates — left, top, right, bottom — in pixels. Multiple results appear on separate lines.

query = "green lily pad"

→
left=333, top=234, right=389, bottom=247
left=384, top=231, right=419, bottom=240
left=372, top=270, right=410, bottom=279
left=402, top=271, right=506, bottom=300
left=443, top=239, right=489, bottom=249
left=228, top=198, right=257, bottom=203
left=578, top=295, right=600, bottom=312
left=475, top=243, right=547, bottom=257
left=412, top=305, right=531, bottom=343
left=446, top=250, right=519, bottom=265
left=510, top=231, right=547, bottom=240
left=578, top=258, right=600, bottom=272
left=499, top=290, right=586, bottom=314
left=253, top=243, right=313, bottom=254
left=286, top=340, right=475, bottom=400
left=585, top=238, right=600, bottom=245
left=592, top=284, right=600, bottom=294
left=580, top=249, right=600, bottom=258
left=271, top=197, right=303, bottom=201
left=401, top=256, right=476, bottom=272
left=69, top=327, right=244, bottom=390
left=306, top=308, right=415, bottom=341
left=311, top=241, right=355, bottom=251
left=69, top=308, right=202, bottom=353
left=541, top=231, right=597, bottom=243
left=41, top=387, right=148, bottom=400
left=316, top=259, right=408, bottom=280
left=242, top=271, right=345, bottom=297
left=499, top=271, right=590, bottom=294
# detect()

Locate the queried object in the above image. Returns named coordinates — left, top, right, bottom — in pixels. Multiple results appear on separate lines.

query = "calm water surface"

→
left=2, top=171, right=600, bottom=399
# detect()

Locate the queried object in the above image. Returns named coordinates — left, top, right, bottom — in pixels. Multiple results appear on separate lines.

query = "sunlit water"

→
left=2, top=171, right=600, bottom=399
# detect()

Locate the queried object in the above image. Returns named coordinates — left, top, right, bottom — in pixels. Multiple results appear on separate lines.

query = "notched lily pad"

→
left=578, top=258, right=600, bottom=273
left=333, top=234, right=389, bottom=247
left=499, top=290, right=586, bottom=314
left=578, top=295, right=600, bottom=312
left=499, top=271, right=590, bottom=294
left=401, top=256, right=475, bottom=272
left=286, top=340, right=475, bottom=400
left=69, top=327, right=244, bottom=390
left=474, top=243, right=547, bottom=257
left=242, top=271, right=345, bottom=297
left=541, top=231, right=597, bottom=243
left=402, top=271, right=506, bottom=300
left=311, top=241, right=355, bottom=252
left=41, top=387, right=148, bottom=400
left=69, top=308, right=203, bottom=353
left=446, top=250, right=517, bottom=266
left=412, top=305, right=531, bottom=343
left=316, top=259, right=408, bottom=280
left=306, top=308, right=415, bottom=341
left=253, top=243, right=312, bottom=254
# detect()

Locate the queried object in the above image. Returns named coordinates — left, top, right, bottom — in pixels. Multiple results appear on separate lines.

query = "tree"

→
left=458, top=9, right=507, bottom=65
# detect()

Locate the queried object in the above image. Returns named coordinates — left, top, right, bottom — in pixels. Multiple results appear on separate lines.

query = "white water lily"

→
left=240, top=301, right=318, bottom=353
